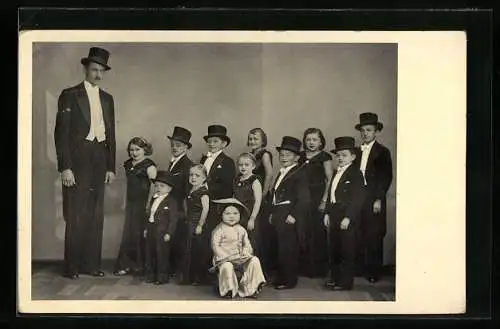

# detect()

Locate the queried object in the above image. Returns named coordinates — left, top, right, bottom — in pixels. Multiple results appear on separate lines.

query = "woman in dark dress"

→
left=247, top=128, right=275, bottom=279
left=299, top=128, right=334, bottom=278
left=177, top=164, right=210, bottom=285
left=114, top=137, right=157, bottom=276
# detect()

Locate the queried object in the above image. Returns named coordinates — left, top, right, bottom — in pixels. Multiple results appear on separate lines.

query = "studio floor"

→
left=31, top=261, right=395, bottom=301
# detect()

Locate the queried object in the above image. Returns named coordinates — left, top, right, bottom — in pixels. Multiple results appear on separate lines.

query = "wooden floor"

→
left=32, top=261, right=395, bottom=301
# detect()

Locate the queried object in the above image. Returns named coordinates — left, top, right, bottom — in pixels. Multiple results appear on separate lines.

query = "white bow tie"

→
left=361, top=144, right=370, bottom=152
left=206, top=152, right=215, bottom=158
left=170, top=158, right=176, bottom=163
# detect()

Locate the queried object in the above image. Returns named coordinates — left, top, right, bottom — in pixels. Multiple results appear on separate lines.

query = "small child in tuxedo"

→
left=323, top=137, right=365, bottom=291
left=210, top=198, right=266, bottom=299
left=143, top=171, right=179, bottom=285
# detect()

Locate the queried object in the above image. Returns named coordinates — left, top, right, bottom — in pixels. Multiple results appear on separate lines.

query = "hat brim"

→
left=331, top=147, right=356, bottom=154
left=355, top=122, right=383, bottom=131
left=81, top=57, right=111, bottom=71
left=212, top=198, right=249, bottom=217
left=203, top=135, right=231, bottom=146
left=151, top=178, right=175, bottom=187
left=276, top=146, right=301, bottom=155
left=167, top=136, right=192, bottom=149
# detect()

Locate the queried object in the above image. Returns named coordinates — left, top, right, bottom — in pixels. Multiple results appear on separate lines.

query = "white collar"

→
left=206, top=150, right=223, bottom=158
left=336, top=162, right=352, bottom=173
left=84, top=80, right=99, bottom=91
left=171, top=153, right=186, bottom=162
left=361, top=140, right=376, bottom=150
left=280, top=163, right=297, bottom=173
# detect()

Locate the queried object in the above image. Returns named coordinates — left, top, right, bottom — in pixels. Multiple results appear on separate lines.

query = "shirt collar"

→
left=361, top=140, right=376, bottom=150
left=171, top=153, right=186, bottom=162
left=336, top=162, right=352, bottom=173
left=280, top=163, right=297, bottom=173
left=84, top=80, right=99, bottom=91
left=207, top=150, right=223, bottom=158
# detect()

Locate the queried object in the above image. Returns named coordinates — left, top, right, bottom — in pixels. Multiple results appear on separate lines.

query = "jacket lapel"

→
left=99, top=89, right=110, bottom=129
left=76, top=83, right=91, bottom=125
left=209, top=153, right=225, bottom=176
left=366, top=141, right=381, bottom=171
left=154, top=196, right=170, bottom=221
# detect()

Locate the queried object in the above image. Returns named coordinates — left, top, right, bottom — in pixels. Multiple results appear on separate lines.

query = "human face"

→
left=155, top=181, right=172, bottom=195
left=359, top=125, right=378, bottom=144
left=305, top=133, right=322, bottom=152
left=170, top=140, right=188, bottom=158
left=279, top=150, right=299, bottom=168
left=248, top=133, right=263, bottom=151
left=189, top=167, right=206, bottom=187
left=84, top=62, right=106, bottom=86
left=238, top=157, right=256, bottom=177
left=129, top=143, right=145, bottom=162
left=222, top=206, right=240, bottom=226
left=335, top=149, right=356, bottom=167
left=206, top=137, right=226, bottom=153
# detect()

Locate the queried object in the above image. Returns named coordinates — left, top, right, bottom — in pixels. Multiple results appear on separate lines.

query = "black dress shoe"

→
left=89, top=270, right=105, bottom=277
left=274, top=284, right=296, bottom=290
left=324, top=280, right=337, bottom=288
left=331, top=285, right=352, bottom=291
left=64, top=273, right=79, bottom=279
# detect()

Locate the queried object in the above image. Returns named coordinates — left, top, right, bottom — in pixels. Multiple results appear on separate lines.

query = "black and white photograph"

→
left=18, top=30, right=466, bottom=314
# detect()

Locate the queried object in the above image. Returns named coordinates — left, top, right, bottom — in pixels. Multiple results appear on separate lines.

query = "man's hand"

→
left=323, top=214, right=330, bottom=228
left=247, top=217, right=256, bottom=231
left=61, top=169, right=76, bottom=187
left=340, top=217, right=350, bottom=230
left=373, top=199, right=382, bottom=214
left=285, top=215, right=296, bottom=225
left=105, top=171, right=115, bottom=184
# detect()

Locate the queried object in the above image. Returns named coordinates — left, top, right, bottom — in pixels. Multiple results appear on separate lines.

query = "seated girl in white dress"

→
left=210, top=198, right=266, bottom=299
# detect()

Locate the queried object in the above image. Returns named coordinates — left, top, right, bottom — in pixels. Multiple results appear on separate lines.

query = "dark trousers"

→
left=62, top=140, right=107, bottom=275
left=144, top=222, right=172, bottom=282
left=328, top=206, right=358, bottom=289
left=271, top=206, right=299, bottom=287
left=358, top=200, right=386, bottom=278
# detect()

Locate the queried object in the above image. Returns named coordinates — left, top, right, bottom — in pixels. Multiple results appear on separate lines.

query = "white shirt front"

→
left=203, top=150, right=223, bottom=173
left=330, top=163, right=351, bottom=204
left=148, top=193, right=169, bottom=223
left=84, top=80, right=106, bottom=142
left=272, top=163, right=297, bottom=204
left=359, top=140, right=375, bottom=185
left=169, top=153, right=186, bottom=172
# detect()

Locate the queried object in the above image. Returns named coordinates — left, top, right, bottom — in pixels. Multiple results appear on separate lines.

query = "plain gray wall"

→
left=32, top=42, right=397, bottom=265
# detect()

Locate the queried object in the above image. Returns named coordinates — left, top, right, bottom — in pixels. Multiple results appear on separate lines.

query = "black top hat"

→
left=81, top=47, right=111, bottom=71
left=152, top=170, right=176, bottom=188
left=276, top=136, right=302, bottom=155
left=167, top=126, right=192, bottom=149
left=212, top=198, right=249, bottom=218
left=331, top=136, right=356, bottom=153
left=355, top=112, right=384, bottom=131
left=203, top=125, right=231, bottom=146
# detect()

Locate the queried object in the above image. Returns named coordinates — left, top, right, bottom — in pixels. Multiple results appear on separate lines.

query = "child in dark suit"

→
left=324, top=137, right=365, bottom=291
left=166, top=126, right=194, bottom=277
left=354, top=113, right=393, bottom=283
left=143, top=171, right=179, bottom=285
left=268, top=136, right=310, bottom=290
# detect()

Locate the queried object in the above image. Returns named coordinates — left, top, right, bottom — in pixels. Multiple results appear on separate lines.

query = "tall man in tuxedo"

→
left=54, top=47, right=116, bottom=279
left=354, top=113, right=393, bottom=283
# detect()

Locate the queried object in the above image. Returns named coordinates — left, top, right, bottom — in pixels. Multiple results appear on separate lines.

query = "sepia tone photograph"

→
left=18, top=30, right=466, bottom=314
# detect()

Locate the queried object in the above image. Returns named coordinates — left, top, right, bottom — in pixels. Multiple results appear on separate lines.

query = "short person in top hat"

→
left=323, top=136, right=366, bottom=291
left=210, top=198, right=266, bottom=299
left=353, top=113, right=393, bottom=283
left=166, top=126, right=194, bottom=276
left=143, top=171, right=179, bottom=285
left=54, top=46, right=116, bottom=279
left=267, top=136, right=311, bottom=290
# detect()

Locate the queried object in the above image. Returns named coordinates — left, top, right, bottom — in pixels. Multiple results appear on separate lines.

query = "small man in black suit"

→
left=54, top=47, right=116, bottom=279
left=199, top=125, right=236, bottom=282
left=354, top=113, right=393, bottom=283
left=166, top=126, right=194, bottom=274
left=144, top=171, right=179, bottom=285
left=324, top=137, right=366, bottom=291
left=268, top=136, right=311, bottom=290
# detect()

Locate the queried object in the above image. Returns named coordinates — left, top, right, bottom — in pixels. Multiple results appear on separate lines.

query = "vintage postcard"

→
left=18, top=30, right=466, bottom=314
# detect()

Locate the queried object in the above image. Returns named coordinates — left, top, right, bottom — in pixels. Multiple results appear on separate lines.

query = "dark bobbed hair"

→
left=127, top=137, right=153, bottom=156
left=303, top=128, right=326, bottom=151
left=248, top=128, right=268, bottom=148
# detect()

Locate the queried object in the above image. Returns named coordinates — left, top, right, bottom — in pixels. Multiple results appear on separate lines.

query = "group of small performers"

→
left=55, top=47, right=393, bottom=299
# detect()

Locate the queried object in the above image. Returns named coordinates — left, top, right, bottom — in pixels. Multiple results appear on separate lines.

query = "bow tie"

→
left=170, top=158, right=176, bottom=163
left=279, top=167, right=288, bottom=174
left=206, top=152, right=215, bottom=158
left=361, top=144, right=370, bottom=152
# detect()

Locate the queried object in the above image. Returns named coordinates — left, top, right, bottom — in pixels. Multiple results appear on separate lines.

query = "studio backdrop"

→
left=31, top=42, right=397, bottom=265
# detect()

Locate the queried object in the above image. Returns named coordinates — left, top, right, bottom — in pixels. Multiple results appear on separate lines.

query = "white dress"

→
left=211, top=222, right=266, bottom=297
